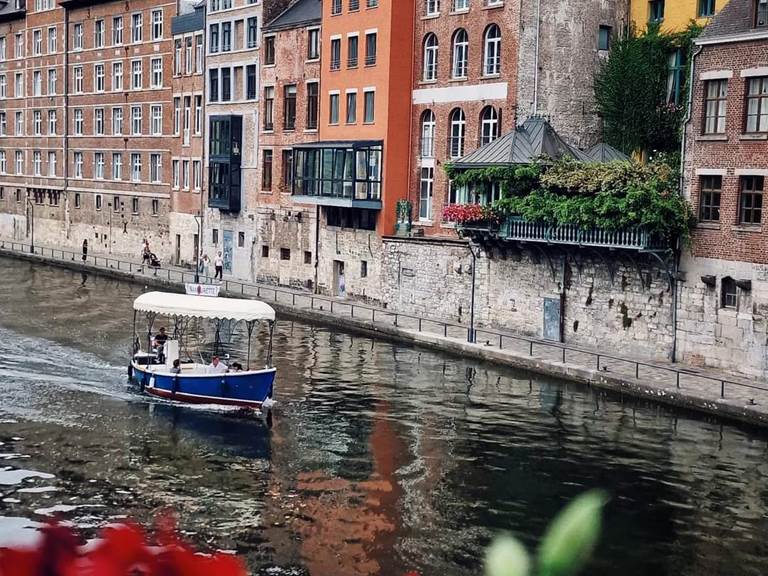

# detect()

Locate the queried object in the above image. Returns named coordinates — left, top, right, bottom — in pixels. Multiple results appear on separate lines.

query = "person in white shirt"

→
left=208, top=356, right=228, bottom=374
left=214, top=251, right=224, bottom=281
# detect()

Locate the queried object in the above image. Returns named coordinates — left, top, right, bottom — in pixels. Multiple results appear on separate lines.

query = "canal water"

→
left=1, top=257, right=767, bottom=576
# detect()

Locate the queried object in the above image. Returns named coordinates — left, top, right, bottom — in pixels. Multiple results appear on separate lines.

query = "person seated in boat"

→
left=208, top=356, right=228, bottom=374
left=152, top=327, right=169, bottom=363
left=230, top=362, right=243, bottom=372
left=170, top=359, right=182, bottom=374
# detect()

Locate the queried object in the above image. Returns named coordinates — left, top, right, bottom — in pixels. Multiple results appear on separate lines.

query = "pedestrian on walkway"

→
left=214, top=251, right=224, bottom=281
left=199, top=253, right=211, bottom=278
left=142, top=238, right=151, bottom=267
left=81, top=239, right=88, bottom=262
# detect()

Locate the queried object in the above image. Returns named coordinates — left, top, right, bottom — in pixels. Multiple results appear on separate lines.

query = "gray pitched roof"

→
left=172, top=4, right=205, bottom=36
left=451, top=116, right=592, bottom=168
left=585, top=143, right=631, bottom=163
left=699, top=0, right=764, bottom=40
left=0, top=0, right=25, bottom=22
left=265, top=0, right=321, bottom=31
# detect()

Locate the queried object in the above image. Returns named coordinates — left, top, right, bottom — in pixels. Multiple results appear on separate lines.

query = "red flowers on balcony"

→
left=442, top=203, right=497, bottom=225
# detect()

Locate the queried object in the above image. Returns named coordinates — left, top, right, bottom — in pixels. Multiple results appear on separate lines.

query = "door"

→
left=543, top=296, right=563, bottom=342
left=174, top=234, right=181, bottom=265
left=222, top=230, right=234, bottom=274
left=333, top=260, right=345, bottom=297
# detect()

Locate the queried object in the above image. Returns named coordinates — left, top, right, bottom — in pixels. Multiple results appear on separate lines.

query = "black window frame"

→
left=739, top=175, right=764, bottom=225
left=699, top=175, right=722, bottom=222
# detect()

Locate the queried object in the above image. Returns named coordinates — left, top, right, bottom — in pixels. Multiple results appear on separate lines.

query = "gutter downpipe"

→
left=532, top=0, right=542, bottom=116
left=672, top=43, right=703, bottom=363
left=197, top=2, right=208, bottom=283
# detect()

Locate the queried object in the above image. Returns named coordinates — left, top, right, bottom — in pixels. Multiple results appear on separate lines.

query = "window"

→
left=0, top=75, right=5, bottom=98
left=74, top=109, right=83, bottom=135
left=33, top=71, right=41, bottom=96
left=33, top=29, right=42, bottom=55
left=282, top=150, right=293, bottom=188
left=193, top=160, right=201, bottom=189
left=95, top=194, right=102, bottom=210
left=48, top=27, right=56, bottom=53
left=449, top=108, right=466, bottom=158
left=15, top=32, right=23, bottom=58
left=247, top=17, right=258, bottom=48
left=221, top=22, right=231, bottom=51
left=33, top=151, right=41, bottom=176
left=151, top=9, right=163, bottom=41
left=452, top=29, right=468, bottom=78
left=306, top=82, right=319, bottom=130
left=740, top=176, right=763, bottom=225
left=48, top=110, right=56, bottom=134
left=284, top=85, right=297, bottom=130
left=667, top=49, right=685, bottom=105
left=263, top=86, right=275, bottom=130
left=195, top=34, right=203, bottom=72
left=483, top=25, right=501, bottom=75
left=304, top=251, right=312, bottom=264
left=308, top=28, right=320, bottom=60
left=757, top=0, right=767, bottom=27
left=699, top=175, right=721, bottom=222
left=419, top=167, right=434, bottom=220
left=47, top=68, right=56, bottom=94
left=152, top=199, right=159, bottom=215
left=721, top=277, right=737, bottom=309
left=221, top=67, right=231, bottom=101
left=746, top=77, right=768, bottom=133
left=94, top=152, right=104, bottom=179
left=151, top=58, right=162, bottom=88
left=94, top=108, right=104, bottom=135
left=173, top=159, right=179, bottom=187
left=112, top=107, right=123, bottom=135
left=346, top=91, right=357, bottom=124
left=132, top=13, right=143, bottom=43
left=238, top=232, right=245, bottom=248
left=95, top=64, right=105, bottom=92
left=73, top=23, right=83, bottom=50
left=33, top=110, right=41, bottom=135
left=113, top=153, right=122, bottom=179
left=479, top=106, right=499, bottom=145
left=453, top=0, right=468, bottom=10
left=332, top=0, right=342, bottom=15
left=262, top=149, right=273, bottom=190
left=132, top=197, right=139, bottom=214
left=185, top=37, right=192, bottom=74
left=74, top=152, right=83, bottom=178
left=95, top=19, right=104, bottom=48
left=131, top=105, right=142, bottom=135
left=131, top=153, right=142, bottom=181
left=261, top=245, right=269, bottom=257
left=649, top=0, right=664, bottom=22
left=209, top=23, right=219, bottom=53
left=113, top=61, right=123, bottom=91
left=14, top=72, right=22, bottom=97
left=280, top=248, right=290, bottom=261
left=329, top=92, right=340, bottom=124
left=151, top=105, right=162, bottom=135
left=182, top=159, right=189, bottom=188
left=347, top=35, right=358, bottom=68
left=0, top=112, right=5, bottom=135
left=704, top=79, right=728, bottom=134
left=183, top=96, right=190, bottom=142
left=0, top=152, right=5, bottom=174
left=151, top=153, right=162, bottom=183
left=365, top=32, right=377, bottom=66
left=174, top=39, right=182, bottom=74
left=74, top=193, right=81, bottom=208
left=330, top=38, right=341, bottom=70
left=173, top=97, right=180, bottom=134
left=364, top=90, right=375, bottom=123
left=246, top=64, right=257, bottom=100
left=15, top=111, right=23, bottom=135
left=698, top=0, right=715, bottom=17
left=423, top=34, right=438, bottom=81
left=73, top=67, right=83, bottom=93
left=15, top=151, right=23, bottom=174
left=113, top=16, right=123, bottom=45
left=0, top=37, right=5, bottom=61
left=425, top=0, right=439, bottom=16
left=264, top=35, right=275, bottom=65
left=598, top=25, right=611, bottom=51
left=48, top=152, right=56, bottom=176
left=209, top=69, right=219, bottom=101
left=132, top=60, right=142, bottom=89
left=420, top=110, right=436, bottom=157
left=350, top=0, right=360, bottom=9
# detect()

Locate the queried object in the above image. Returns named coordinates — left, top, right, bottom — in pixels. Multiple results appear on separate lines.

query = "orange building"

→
left=291, top=0, right=414, bottom=301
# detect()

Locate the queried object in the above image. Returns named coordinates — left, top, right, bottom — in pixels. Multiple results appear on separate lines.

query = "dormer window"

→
left=757, top=0, right=768, bottom=27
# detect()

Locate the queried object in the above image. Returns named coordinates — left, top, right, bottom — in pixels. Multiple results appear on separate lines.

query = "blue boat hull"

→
left=131, top=363, right=276, bottom=409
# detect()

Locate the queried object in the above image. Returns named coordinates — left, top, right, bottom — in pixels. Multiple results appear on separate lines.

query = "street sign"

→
left=185, top=283, right=220, bottom=297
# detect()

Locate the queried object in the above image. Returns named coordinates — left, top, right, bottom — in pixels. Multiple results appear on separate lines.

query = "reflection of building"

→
left=678, top=0, right=768, bottom=377
left=169, top=1, right=206, bottom=267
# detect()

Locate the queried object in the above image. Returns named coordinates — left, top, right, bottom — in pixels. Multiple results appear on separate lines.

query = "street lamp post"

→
left=194, top=213, right=202, bottom=283
left=26, top=197, right=35, bottom=254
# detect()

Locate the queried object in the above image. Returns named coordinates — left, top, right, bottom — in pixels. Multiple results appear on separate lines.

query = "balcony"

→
left=292, top=141, right=383, bottom=210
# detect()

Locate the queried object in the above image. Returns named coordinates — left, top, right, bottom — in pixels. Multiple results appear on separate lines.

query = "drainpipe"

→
left=467, top=242, right=478, bottom=343
left=532, top=0, right=542, bottom=116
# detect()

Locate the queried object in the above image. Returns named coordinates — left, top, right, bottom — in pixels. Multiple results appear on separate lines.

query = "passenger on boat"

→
left=208, top=356, right=228, bottom=374
left=153, top=327, right=168, bottom=362
left=230, top=362, right=243, bottom=372
left=170, top=359, right=181, bottom=374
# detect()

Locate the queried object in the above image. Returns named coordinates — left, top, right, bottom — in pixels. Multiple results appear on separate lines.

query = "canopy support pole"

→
left=266, top=321, right=275, bottom=368
left=245, top=320, right=256, bottom=370
left=145, top=312, right=157, bottom=354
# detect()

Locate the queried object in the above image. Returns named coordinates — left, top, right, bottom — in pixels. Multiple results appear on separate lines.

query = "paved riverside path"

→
left=3, top=240, right=768, bottom=428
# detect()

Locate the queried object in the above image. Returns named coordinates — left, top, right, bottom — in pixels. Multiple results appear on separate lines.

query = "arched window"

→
left=423, top=34, right=438, bottom=81
left=420, top=110, right=436, bottom=158
left=451, top=29, right=468, bottom=79
left=721, top=276, right=737, bottom=309
left=479, top=106, right=499, bottom=146
left=448, top=108, right=466, bottom=159
left=483, top=24, right=501, bottom=76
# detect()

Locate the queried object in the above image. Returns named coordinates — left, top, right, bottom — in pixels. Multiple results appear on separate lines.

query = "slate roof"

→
left=265, top=0, right=321, bottom=31
left=585, top=143, right=631, bottom=163
left=451, top=116, right=595, bottom=168
left=172, top=3, right=205, bottom=36
left=0, top=0, right=25, bottom=22
left=699, top=0, right=766, bottom=41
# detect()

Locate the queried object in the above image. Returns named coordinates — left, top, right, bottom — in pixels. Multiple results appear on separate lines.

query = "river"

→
left=0, top=257, right=767, bottom=576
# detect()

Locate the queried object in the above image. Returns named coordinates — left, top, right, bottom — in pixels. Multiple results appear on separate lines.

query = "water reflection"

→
left=1, top=257, right=768, bottom=576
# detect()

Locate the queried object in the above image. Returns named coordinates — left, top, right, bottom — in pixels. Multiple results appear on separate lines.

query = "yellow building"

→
left=630, top=0, right=730, bottom=31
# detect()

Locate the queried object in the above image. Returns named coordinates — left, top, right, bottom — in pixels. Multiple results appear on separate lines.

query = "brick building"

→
left=255, top=0, right=320, bottom=288
left=680, top=0, right=768, bottom=375
left=169, top=0, right=205, bottom=266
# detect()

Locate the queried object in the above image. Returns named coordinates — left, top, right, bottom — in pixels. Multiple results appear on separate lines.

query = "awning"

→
left=134, top=292, right=276, bottom=322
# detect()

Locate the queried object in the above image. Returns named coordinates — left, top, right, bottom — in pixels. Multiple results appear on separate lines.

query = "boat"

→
left=128, top=291, right=277, bottom=410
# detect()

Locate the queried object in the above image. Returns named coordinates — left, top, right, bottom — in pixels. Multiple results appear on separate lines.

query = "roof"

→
left=698, top=0, right=767, bottom=42
left=585, top=143, right=631, bottom=163
left=451, top=116, right=592, bottom=168
left=265, top=0, right=321, bottom=31
left=134, top=292, right=276, bottom=322
left=0, top=0, right=25, bottom=22
left=172, top=3, right=205, bottom=36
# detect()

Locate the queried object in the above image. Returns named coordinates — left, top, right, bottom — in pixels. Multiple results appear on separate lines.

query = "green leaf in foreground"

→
left=537, top=490, right=609, bottom=576
left=485, top=534, right=531, bottom=576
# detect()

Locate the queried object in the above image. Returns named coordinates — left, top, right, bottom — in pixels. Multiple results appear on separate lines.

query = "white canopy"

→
left=133, top=291, right=276, bottom=322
